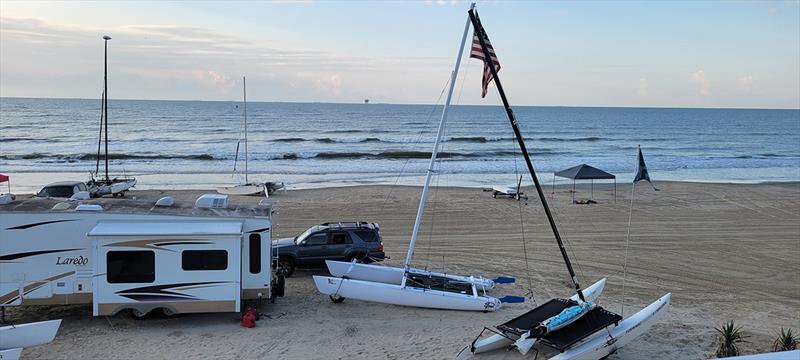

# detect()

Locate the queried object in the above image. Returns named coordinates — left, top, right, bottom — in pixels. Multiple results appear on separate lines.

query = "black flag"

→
left=633, top=145, right=650, bottom=182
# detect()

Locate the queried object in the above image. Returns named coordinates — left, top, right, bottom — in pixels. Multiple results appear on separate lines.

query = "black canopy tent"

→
left=553, top=164, right=616, bottom=203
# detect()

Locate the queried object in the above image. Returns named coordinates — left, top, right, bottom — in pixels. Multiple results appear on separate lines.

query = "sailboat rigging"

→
left=86, top=35, right=136, bottom=198
left=313, top=2, right=520, bottom=312
left=217, top=77, right=284, bottom=196
left=460, top=6, right=671, bottom=358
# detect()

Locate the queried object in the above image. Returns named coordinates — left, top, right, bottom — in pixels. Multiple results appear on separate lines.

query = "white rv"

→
left=0, top=195, right=283, bottom=318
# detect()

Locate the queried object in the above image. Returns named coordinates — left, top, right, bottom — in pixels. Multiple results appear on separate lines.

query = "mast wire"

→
left=621, top=181, right=637, bottom=317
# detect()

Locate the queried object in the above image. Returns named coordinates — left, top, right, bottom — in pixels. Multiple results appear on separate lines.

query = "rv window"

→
left=249, top=234, right=261, bottom=274
left=182, top=250, right=228, bottom=271
left=107, top=251, right=155, bottom=283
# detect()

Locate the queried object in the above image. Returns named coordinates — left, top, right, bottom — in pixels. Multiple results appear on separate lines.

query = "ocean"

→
left=1, top=97, right=798, bottom=192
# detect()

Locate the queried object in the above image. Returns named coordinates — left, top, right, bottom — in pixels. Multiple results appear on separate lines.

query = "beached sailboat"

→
left=217, top=77, right=284, bottom=196
left=314, top=3, right=518, bottom=311
left=458, top=6, right=670, bottom=358
left=86, top=35, right=136, bottom=197
left=0, top=319, right=61, bottom=360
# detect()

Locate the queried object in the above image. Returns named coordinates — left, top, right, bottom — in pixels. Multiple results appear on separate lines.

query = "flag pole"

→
left=468, top=9, right=585, bottom=302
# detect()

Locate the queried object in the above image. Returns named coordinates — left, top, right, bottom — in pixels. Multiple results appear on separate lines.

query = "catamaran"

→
left=0, top=319, right=61, bottom=360
left=457, top=6, right=670, bottom=358
left=314, top=2, right=520, bottom=312
left=217, top=77, right=284, bottom=196
left=86, top=35, right=136, bottom=197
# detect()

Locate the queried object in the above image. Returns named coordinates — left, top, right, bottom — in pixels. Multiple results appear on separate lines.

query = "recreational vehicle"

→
left=0, top=194, right=283, bottom=318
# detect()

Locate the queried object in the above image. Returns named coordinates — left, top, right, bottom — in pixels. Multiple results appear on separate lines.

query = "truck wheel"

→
left=278, top=257, right=295, bottom=277
left=329, top=294, right=345, bottom=303
left=275, top=274, right=286, bottom=297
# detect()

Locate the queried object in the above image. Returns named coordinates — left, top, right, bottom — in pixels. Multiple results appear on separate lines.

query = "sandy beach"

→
left=7, top=181, right=799, bottom=359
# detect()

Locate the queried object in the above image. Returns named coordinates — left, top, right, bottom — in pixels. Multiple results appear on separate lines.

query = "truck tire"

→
left=275, top=274, right=286, bottom=297
left=278, top=257, right=295, bottom=277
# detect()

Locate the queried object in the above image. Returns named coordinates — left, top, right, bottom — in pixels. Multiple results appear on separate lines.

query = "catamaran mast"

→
left=103, top=35, right=111, bottom=182
left=243, top=76, right=248, bottom=183
left=468, top=9, right=586, bottom=302
left=402, top=2, right=476, bottom=273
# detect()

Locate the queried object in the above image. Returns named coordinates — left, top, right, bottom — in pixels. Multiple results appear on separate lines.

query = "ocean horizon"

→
left=2, top=97, right=798, bottom=192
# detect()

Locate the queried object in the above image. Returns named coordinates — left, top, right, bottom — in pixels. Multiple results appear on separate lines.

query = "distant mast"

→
left=102, top=35, right=111, bottom=182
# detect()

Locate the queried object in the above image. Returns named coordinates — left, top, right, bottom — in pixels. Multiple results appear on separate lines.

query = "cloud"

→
left=0, top=15, right=452, bottom=102
left=689, top=70, right=710, bottom=96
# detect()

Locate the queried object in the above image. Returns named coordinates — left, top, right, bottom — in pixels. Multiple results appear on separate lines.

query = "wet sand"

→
left=9, top=181, right=800, bottom=359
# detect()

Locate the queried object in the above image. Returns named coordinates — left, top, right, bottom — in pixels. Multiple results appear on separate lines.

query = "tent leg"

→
left=591, top=179, right=594, bottom=200
left=572, top=180, right=575, bottom=204
left=614, top=179, right=617, bottom=204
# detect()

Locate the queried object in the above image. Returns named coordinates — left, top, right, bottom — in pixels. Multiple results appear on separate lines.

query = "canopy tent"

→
left=552, top=164, right=616, bottom=203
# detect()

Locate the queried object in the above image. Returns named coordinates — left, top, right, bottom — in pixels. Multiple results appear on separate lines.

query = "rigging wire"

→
left=424, top=56, right=471, bottom=272
left=621, top=181, right=637, bottom=317
left=378, top=75, right=452, bottom=216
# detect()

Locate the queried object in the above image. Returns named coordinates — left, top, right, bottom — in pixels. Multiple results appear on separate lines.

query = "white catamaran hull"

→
left=0, top=319, right=61, bottom=350
left=94, top=179, right=136, bottom=196
left=0, top=348, right=23, bottom=360
left=313, top=275, right=501, bottom=312
left=217, top=184, right=265, bottom=196
left=466, top=278, right=607, bottom=356
left=325, top=260, right=496, bottom=289
left=550, top=293, right=671, bottom=360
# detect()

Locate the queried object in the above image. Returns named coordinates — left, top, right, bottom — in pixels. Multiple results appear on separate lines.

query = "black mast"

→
left=468, top=9, right=586, bottom=302
left=95, top=90, right=104, bottom=176
left=103, top=35, right=111, bottom=182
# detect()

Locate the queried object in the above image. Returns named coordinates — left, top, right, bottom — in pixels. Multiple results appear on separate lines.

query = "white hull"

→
left=550, top=293, right=671, bottom=360
left=466, top=278, right=607, bottom=356
left=0, top=319, right=61, bottom=350
left=325, top=260, right=495, bottom=289
left=217, top=184, right=265, bottom=196
left=95, top=178, right=136, bottom=195
left=0, top=348, right=22, bottom=360
left=313, top=275, right=501, bottom=312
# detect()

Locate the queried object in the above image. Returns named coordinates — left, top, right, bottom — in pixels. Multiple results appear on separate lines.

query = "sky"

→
left=1, top=0, right=799, bottom=108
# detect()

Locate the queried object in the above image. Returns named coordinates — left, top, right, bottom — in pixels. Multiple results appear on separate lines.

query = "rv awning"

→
left=554, top=164, right=615, bottom=180
left=0, top=174, right=8, bottom=183
left=88, top=220, right=243, bottom=237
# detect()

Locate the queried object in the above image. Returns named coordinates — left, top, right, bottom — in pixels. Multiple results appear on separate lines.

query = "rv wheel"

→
left=129, top=308, right=150, bottom=320
left=161, top=308, right=177, bottom=317
left=329, top=294, right=345, bottom=303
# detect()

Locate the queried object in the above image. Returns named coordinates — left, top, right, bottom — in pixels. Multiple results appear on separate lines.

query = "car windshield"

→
left=294, top=227, right=316, bottom=244
left=37, top=186, right=74, bottom=198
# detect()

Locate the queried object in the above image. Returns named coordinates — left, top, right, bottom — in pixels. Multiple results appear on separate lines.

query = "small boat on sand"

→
left=86, top=35, right=135, bottom=198
left=0, top=319, right=61, bottom=360
left=217, top=77, right=283, bottom=197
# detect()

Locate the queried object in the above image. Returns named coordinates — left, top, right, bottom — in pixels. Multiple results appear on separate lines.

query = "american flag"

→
left=470, top=14, right=501, bottom=98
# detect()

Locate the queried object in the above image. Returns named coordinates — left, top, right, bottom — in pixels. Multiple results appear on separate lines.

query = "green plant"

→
left=773, top=328, right=798, bottom=351
left=715, top=321, right=747, bottom=358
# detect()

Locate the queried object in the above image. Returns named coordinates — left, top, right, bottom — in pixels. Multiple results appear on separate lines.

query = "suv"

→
left=36, top=181, right=91, bottom=198
left=272, top=222, right=385, bottom=277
